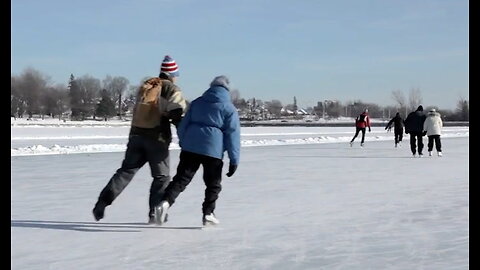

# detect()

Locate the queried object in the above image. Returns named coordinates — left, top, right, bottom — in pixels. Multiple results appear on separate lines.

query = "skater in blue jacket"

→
left=154, top=75, right=241, bottom=226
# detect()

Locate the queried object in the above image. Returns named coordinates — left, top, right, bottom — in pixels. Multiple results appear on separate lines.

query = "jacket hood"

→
left=201, top=85, right=231, bottom=103
left=210, top=75, right=230, bottom=91
left=427, top=111, right=440, bottom=117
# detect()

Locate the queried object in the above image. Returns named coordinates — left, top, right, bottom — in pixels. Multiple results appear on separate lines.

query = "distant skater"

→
left=404, top=105, right=427, bottom=157
left=385, top=112, right=405, bottom=147
left=350, top=109, right=371, bottom=147
left=423, top=108, right=443, bottom=157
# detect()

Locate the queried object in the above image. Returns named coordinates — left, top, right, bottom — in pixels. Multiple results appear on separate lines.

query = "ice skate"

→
left=438, top=151, right=443, bottom=157
left=429, top=151, right=432, bottom=156
left=149, top=213, right=168, bottom=224
left=202, top=213, right=220, bottom=226
left=154, top=201, right=170, bottom=225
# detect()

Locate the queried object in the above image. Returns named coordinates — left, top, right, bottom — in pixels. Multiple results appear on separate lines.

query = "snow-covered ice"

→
left=11, top=119, right=469, bottom=269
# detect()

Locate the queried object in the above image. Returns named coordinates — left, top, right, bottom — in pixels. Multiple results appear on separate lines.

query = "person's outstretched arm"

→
left=223, top=108, right=241, bottom=177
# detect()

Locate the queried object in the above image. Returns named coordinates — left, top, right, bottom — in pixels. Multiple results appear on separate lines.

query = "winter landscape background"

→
left=11, top=118, right=469, bottom=269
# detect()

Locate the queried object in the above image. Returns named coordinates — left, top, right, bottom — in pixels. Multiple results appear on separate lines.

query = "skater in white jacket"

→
left=423, top=108, right=443, bottom=156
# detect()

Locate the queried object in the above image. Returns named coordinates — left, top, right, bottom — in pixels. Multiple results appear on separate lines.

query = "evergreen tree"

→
left=96, top=89, right=116, bottom=121
left=68, top=74, right=83, bottom=120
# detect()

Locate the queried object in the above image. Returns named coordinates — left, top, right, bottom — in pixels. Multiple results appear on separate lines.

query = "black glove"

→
left=422, top=131, right=427, bottom=136
left=368, top=127, right=371, bottom=132
left=167, top=108, right=184, bottom=127
left=226, top=164, right=237, bottom=177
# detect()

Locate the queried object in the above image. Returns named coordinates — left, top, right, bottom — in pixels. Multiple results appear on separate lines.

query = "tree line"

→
left=11, top=67, right=469, bottom=121
left=230, top=88, right=468, bottom=121
left=11, top=67, right=138, bottom=121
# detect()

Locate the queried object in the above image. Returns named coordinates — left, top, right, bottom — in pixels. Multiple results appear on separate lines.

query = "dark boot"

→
left=93, top=200, right=107, bottom=221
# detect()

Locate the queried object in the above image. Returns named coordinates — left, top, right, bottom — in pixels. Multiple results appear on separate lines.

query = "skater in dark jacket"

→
left=154, top=75, right=241, bottom=226
left=350, top=109, right=371, bottom=147
left=385, top=112, right=405, bottom=147
left=92, top=55, right=187, bottom=223
left=404, top=105, right=427, bottom=157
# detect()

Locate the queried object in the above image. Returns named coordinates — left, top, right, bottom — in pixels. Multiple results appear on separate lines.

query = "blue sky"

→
left=11, top=0, right=468, bottom=110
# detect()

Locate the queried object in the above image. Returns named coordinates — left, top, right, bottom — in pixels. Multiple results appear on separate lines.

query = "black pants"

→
left=96, top=135, right=170, bottom=218
left=351, top=127, right=366, bottom=143
left=409, top=132, right=424, bottom=155
left=394, top=129, right=403, bottom=145
left=427, top=135, right=442, bottom=152
left=161, top=151, right=223, bottom=215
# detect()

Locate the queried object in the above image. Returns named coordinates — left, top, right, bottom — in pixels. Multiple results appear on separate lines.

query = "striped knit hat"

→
left=160, top=55, right=179, bottom=77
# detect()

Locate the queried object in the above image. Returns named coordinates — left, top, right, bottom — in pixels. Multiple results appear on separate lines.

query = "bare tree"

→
left=326, top=100, right=342, bottom=118
left=17, top=68, right=50, bottom=118
left=77, top=75, right=101, bottom=119
left=455, top=98, right=469, bottom=121
left=230, top=89, right=241, bottom=102
left=230, top=89, right=247, bottom=110
left=265, top=99, right=283, bottom=117
left=230, top=89, right=248, bottom=110
left=383, top=105, right=398, bottom=119
left=42, top=87, right=59, bottom=118
left=349, top=100, right=369, bottom=117
left=122, top=85, right=139, bottom=117
left=53, top=84, right=70, bottom=120
left=42, top=84, right=69, bottom=119
left=408, top=87, right=423, bottom=111
left=391, top=89, right=408, bottom=117
left=11, top=76, right=24, bottom=118
left=363, top=103, right=381, bottom=118
left=103, top=75, right=129, bottom=119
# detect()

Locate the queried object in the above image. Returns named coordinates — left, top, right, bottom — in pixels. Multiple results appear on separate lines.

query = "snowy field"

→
left=11, top=119, right=469, bottom=269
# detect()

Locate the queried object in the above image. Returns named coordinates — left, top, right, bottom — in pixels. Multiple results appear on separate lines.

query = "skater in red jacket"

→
left=350, top=109, right=371, bottom=147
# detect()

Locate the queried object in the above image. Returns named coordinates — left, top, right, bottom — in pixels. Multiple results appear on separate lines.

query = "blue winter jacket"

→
left=177, top=85, right=241, bottom=165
